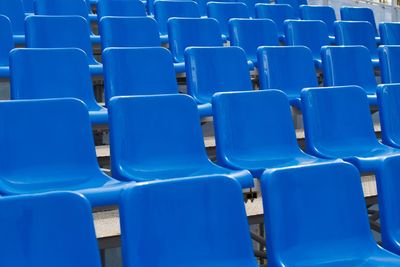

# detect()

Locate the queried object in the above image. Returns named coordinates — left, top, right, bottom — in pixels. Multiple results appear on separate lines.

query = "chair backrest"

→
left=0, top=15, right=14, bottom=67
left=236, top=0, right=270, bottom=17
left=340, top=6, right=378, bottom=36
left=284, top=20, right=330, bottom=62
left=380, top=22, right=400, bottom=45
left=25, top=15, right=97, bottom=65
left=276, top=0, right=307, bottom=16
left=207, top=2, right=250, bottom=38
left=154, top=0, right=201, bottom=36
left=168, top=17, right=223, bottom=62
left=255, top=4, right=298, bottom=38
left=35, top=0, right=90, bottom=21
left=0, top=0, right=25, bottom=35
left=257, top=46, right=318, bottom=98
left=185, top=46, right=253, bottom=104
left=103, top=47, right=178, bottom=105
left=97, top=0, right=146, bottom=18
left=120, top=176, right=257, bottom=267
left=99, top=16, right=160, bottom=49
left=379, top=45, right=400, bottom=83
left=334, top=21, right=378, bottom=59
left=300, top=5, right=336, bottom=37
left=23, top=0, right=34, bottom=13
left=301, top=86, right=380, bottom=158
left=10, top=48, right=101, bottom=111
left=321, top=45, right=377, bottom=95
left=262, top=162, right=377, bottom=266
left=0, top=192, right=101, bottom=267
left=229, top=18, right=278, bottom=63
left=108, top=95, right=210, bottom=181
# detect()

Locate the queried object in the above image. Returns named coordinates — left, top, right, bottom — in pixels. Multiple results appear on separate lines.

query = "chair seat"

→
left=160, top=34, right=168, bottom=43
left=0, top=66, right=9, bottom=77
left=314, top=58, right=322, bottom=69
left=13, top=34, right=25, bottom=44
left=88, top=13, right=97, bottom=22
left=329, top=35, right=335, bottom=44
left=173, top=62, right=185, bottom=73
left=198, top=102, right=212, bottom=117
left=372, top=57, right=379, bottom=67
left=367, top=93, right=377, bottom=105
left=90, top=63, right=103, bottom=75
left=89, top=107, right=108, bottom=124
left=375, top=36, right=381, bottom=45
left=90, top=34, right=101, bottom=44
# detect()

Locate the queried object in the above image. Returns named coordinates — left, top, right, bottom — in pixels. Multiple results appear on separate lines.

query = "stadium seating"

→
left=119, top=176, right=258, bottom=267
left=207, top=2, right=250, bottom=40
left=108, top=94, right=254, bottom=188
left=255, top=4, right=298, bottom=42
left=212, top=90, right=329, bottom=178
left=299, top=5, right=336, bottom=42
left=379, top=45, right=400, bottom=83
left=261, top=161, right=400, bottom=266
left=301, top=85, right=400, bottom=172
left=96, top=0, right=147, bottom=19
left=0, top=15, right=14, bottom=77
left=229, top=18, right=278, bottom=65
left=275, top=0, right=307, bottom=16
left=237, top=0, right=270, bottom=18
left=380, top=22, right=400, bottom=45
left=25, top=15, right=102, bottom=75
left=0, top=0, right=25, bottom=44
left=340, top=6, right=380, bottom=42
left=10, top=48, right=108, bottom=125
left=22, top=0, right=34, bottom=14
left=321, top=45, right=378, bottom=104
left=257, top=46, right=317, bottom=108
left=284, top=20, right=330, bottom=68
left=185, top=46, right=253, bottom=116
left=0, top=192, right=102, bottom=267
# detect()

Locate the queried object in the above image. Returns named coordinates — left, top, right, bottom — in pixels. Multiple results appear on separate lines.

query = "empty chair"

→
left=284, top=20, right=330, bottom=68
left=185, top=46, right=253, bottom=116
left=154, top=0, right=201, bottom=43
left=207, top=2, right=250, bottom=40
left=96, top=0, right=146, bottom=19
left=108, top=94, right=254, bottom=188
left=261, top=161, right=400, bottom=267
left=255, top=4, right=298, bottom=42
left=340, top=6, right=379, bottom=42
left=301, top=85, right=400, bottom=172
left=276, top=0, right=307, bottom=16
left=335, top=21, right=379, bottom=66
left=0, top=0, right=25, bottom=44
left=321, top=45, right=378, bottom=104
left=237, top=0, right=269, bottom=17
left=257, top=46, right=318, bottom=108
left=380, top=22, right=400, bottom=45
left=25, top=15, right=102, bottom=75
left=379, top=45, right=400, bottom=83
left=0, top=192, right=102, bottom=266
left=213, top=90, right=328, bottom=178
left=22, top=0, right=34, bottom=13
left=0, top=16, right=14, bottom=77
left=120, top=176, right=258, bottom=267
left=10, top=48, right=107, bottom=125
left=300, top=5, right=336, bottom=42
left=229, top=18, right=278, bottom=65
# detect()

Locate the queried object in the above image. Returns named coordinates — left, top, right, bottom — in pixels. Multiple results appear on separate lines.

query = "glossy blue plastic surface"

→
left=261, top=161, right=400, bottom=267
left=97, top=0, right=146, bottom=18
left=379, top=45, right=400, bottom=83
left=185, top=46, right=253, bottom=116
left=229, top=18, right=278, bottom=64
left=10, top=48, right=107, bottom=125
left=103, top=47, right=177, bottom=105
left=284, top=20, right=330, bottom=68
left=168, top=17, right=223, bottom=63
left=340, top=6, right=379, bottom=37
left=257, top=45, right=317, bottom=108
left=212, top=90, right=328, bottom=178
left=255, top=4, right=298, bottom=42
left=275, top=0, right=306, bottom=16
left=25, top=15, right=102, bottom=75
left=109, top=95, right=254, bottom=188
left=300, top=5, right=336, bottom=41
left=236, top=0, right=269, bottom=17
left=0, top=15, right=13, bottom=77
left=120, top=176, right=257, bottom=267
left=0, top=98, right=124, bottom=205
left=0, top=0, right=25, bottom=43
left=207, top=2, right=249, bottom=39
left=335, top=21, right=379, bottom=66
left=301, top=85, right=400, bottom=172
left=321, top=45, right=378, bottom=103
left=23, top=0, right=34, bottom=13
left=0, top=192, right=102, bottom=267
left=380, top=22, right=400, bottom=45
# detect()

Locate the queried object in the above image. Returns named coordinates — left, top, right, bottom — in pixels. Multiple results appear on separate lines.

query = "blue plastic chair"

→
left=284, top=20, right=330, bottom=68
left=255, top=4, right=298, bottom=42
left=25, top=15, right=102, bottom=76
left=229, top=18, right=278, bottom=65
left=22, top=0, right=34, bottom=13
left=300, top=5, right=336, bottom=43
left=236, top=0, right=270, bottom=18
left=154, top=0, right=201, bottom=43
left=0, top=192, right=102, bottom=267
left=321, top=45, right=378, bottom=104
left=340, top=6, right=379, bottom=42
left=207, top=2, right=249, bottom=40
left=10, top=48, right=108, bottom=125
left=97, top=0, right=146, bottom=19
left=261, top=161, right=400, bottom=267
left=380, top=22, right=400, bottom=45
left=379, top=45, right=400, bottom=83
left=212, top=90, right=328, bottom=178
left=0, top=0, right=25, bottom=44
left=301, top=85, right=400, bottom=173
left=275, top=0, right=306, bottom=16
left=335, top=21, right=379, bottom=66
left=0, top=98, right=124, bottom=205
left=0, top=16, right=14, bottom=78
left=185, top=46, right=253, bottom=117
left=108, top=94, right=254, bottom=188
left=168, top=17, right=223, bottom=71
left=257, top=46, right=317, bottom=108
left=120, top=176, right=258, bottom=267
